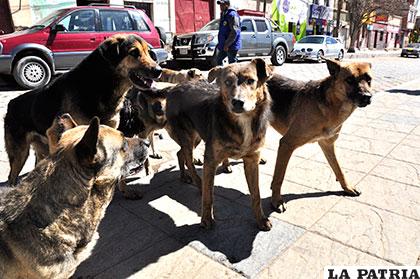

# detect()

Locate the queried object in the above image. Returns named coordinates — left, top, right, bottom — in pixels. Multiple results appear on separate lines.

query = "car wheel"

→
left=316, top=50, right=324, bottom=63
left=401, top=53, right=405, bottom=57
left=337, top=50, right=344, bottom=61
left=13, top=56, right=51, bottom=89
left=271, top=45, right=286, bottom=66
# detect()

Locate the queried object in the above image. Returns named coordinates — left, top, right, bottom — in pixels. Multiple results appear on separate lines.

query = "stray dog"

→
left=4, top=34, right=161, bottom=185
left=158, top=68, right=204, bottom=83
left=268, top=58, right=373, bottom=212
left=166, top=59, right=273, bottom=230
left=0, top=114, right=148, bottom=279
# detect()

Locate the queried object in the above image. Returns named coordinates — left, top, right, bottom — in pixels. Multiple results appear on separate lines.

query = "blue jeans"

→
left=217, top=49, right=238, bottom=65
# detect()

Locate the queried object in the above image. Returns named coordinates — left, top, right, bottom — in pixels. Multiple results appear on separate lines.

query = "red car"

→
left=0, top=4, right=168, bottom=89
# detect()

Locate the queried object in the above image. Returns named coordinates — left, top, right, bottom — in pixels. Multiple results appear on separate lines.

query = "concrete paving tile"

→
left=388, top=143, right=420, bottom=165
left=311, top=199, right=420, bottom=264
left=352, top=126, right=407, bottom=144
left=379, top=113, right=420, bottom=127
left=259, top=153, right=306, bottom=177
left=311, top=147, right=383, bottom=173
left=112, top=245, right=244, bottom=279
left=293, top=142, right=322, bottom=159
left=413, top=125, right=420, bottom=136
left=73, top=201, right=169, bottom=277
left=173, top=218, right=304, bottom=278
left=399, top=134, right=420, bottom=148
left=256, top=232, right=392, bottom=279
left=351, top=106, right=389, bottom=120
left=367, top=119, right=416, bottom=134
left=356, top=175, right=420, bottom=220
left=370, top=158, right=420, bottom=187
left=335, top=134, right=397, bottom=156
left=286, top=159, right=366, bottom=192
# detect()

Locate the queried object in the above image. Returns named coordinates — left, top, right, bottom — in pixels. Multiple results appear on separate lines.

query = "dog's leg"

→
left=149, top=134, right=162, bottom=159
left=177, top=149, right=190, bottom=183
left=200, top=148, right=220, bottom=229
left=271, top=138, right=297, bottom=213
left=6, top=137, right=30, bottom=186
left=183, top=147, right=202, bottom=188
left=243, top=153, right=272, bottom=231
left=318, top=137, right=361, bottom=196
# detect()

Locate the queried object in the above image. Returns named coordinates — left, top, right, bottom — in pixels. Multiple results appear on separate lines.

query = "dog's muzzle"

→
left=231, top=99, right=245, bottom=113
left=355, top=92, right=372, bottom=107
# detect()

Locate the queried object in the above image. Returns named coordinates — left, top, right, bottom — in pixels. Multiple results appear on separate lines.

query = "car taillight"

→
left=292, top=36, right=296, bottom=44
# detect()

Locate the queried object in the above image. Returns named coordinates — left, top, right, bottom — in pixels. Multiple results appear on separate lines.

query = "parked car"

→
left=290, top=35, right=344, bottom=62
left=401, top=43, right=420, bottom=58
left=0, top=4, right=168, bottom=89
left=172, top=11, right=295, bottom=66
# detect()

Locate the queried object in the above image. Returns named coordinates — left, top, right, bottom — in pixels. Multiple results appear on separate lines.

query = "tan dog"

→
left=0, top=114, right=149, bottom=279
left=158, top=68, right=204, bottom=83
left=268, top=59, right=373, bottom=212
left=166, top=59, right=273, bottom=230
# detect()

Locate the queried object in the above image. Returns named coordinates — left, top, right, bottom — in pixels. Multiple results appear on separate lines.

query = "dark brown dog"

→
left=4, top=34, right=161, bottom=186
left=166, top=59, right=273, bottom=230
left=0, top=114, right=148, bottom=279
left=268, top=59, right=373, bottom=212
left=158, top=68, right=204, bottom=83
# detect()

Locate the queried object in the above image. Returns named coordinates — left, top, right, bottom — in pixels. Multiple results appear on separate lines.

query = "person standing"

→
left=216, top=0, right=241, bottom=65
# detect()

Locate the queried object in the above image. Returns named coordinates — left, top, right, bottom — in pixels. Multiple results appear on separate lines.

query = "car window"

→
left=326, top=37, right=336, bottom=44
left=131, top=11, right=150, bottom=32
left=255, top=20, right=268, bottom=32
left=200, top=19, right=219, bottom=31
left=241, top=19, right=254, bottom=32
left=31, top=9, right=70, bottom=29
left=57, top=10, right=96, bottom=32
left=299, top=36, right=324, bottom=44
left=100, top=10, right=134, bottom=31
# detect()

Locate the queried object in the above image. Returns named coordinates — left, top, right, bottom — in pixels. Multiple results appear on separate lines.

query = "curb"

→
left=345, top=51, right=400, bottom=59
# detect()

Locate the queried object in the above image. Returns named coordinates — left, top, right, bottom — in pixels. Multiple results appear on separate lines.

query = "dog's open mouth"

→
left=130, top=72, right=155, bottom=89
left=128, top=162, right=144, bottom=176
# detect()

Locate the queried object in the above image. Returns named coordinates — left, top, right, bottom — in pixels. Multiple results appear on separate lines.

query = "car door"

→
left=326, top=37, right=338, bottom=57
left=238, top=19, right=257, bottom=57
left=47, top=9, right=99, bottom=70
left=254, top=19, right=271, bottom=55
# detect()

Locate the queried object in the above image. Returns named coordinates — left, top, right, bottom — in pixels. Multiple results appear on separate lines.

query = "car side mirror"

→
left=51, top=24, right=66, bottom=32
left=241, top=26, right=247, bottom=31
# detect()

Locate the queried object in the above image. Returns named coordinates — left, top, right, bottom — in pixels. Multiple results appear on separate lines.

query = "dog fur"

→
left=158, top=68, right=204, bottom=83
left=268, top=59, right=373, bottom=212
left=4, top=34, right=161, bottom=186
left=0, top=114, right=148, bottom=279
left=166, top=59, right=273, bottom=230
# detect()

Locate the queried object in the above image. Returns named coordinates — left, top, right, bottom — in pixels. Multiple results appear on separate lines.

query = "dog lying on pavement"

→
left=0, top=114, right=148, bottom=279
left=166, top=59, right=273, bottom=231
left=4, top=34, right=161, bottom=186
left=158, top=68, right=204, bottom=83
left=268, top=58, right=373, bottom=212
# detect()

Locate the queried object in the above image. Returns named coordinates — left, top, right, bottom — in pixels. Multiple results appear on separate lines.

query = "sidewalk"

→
left=344, top=49, right=401, bottom=59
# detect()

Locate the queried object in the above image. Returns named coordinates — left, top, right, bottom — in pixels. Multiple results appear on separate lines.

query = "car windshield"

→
left=407, top=43, right=420, bottom=48
left=30, top=9, right=70, bottom=29
left=298, top=36, right=324, bottom=44
left=200, top=19, right=219, bottom=31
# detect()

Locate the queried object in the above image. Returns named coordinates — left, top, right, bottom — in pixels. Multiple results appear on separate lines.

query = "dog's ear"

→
left=325, top=58, right=341, bottom=76
left=76, top=117, right=100, bottom=165
left=47, top=113, right=78, bottom=153
left=187, top=69, right=195, bottom=78
left=208, top=66, right=223, bottom=83
left=100, top=36, right=127, bottom=64
left=252, top=58, right=273, bottom=83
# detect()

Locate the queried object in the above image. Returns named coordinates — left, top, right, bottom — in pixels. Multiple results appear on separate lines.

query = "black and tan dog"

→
left=4, top=34, right=161, bottom=185
left=158, top=68, right=204, bottom=83
left=166, top=59, right=273, bottom=230
left=0, top=114, right=148, bottom=279
left=268, top=58, right=373, bottom=212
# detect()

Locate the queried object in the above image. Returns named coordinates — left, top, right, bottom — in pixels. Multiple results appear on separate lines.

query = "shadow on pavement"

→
left=387, top=88, right=420, bottom=96
left=73, top=167, right=349, bottom=278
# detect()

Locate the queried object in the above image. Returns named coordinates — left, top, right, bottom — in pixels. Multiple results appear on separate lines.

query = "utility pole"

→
left=263, top=0, right=267, bottom=15
left=0, top=0, right=15, bottom=34
left=334, top=0, right=343, bottom=37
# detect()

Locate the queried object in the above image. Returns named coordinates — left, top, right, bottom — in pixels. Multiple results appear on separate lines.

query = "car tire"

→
left=13, top=56, right=51, bottom=89
left=337, top=50, right=344, bottom=61
left=316, top=50, right=324, bottom=63
left=401, top=53, right=405, bottom=57
left=271, top=44, right=286, bottom=66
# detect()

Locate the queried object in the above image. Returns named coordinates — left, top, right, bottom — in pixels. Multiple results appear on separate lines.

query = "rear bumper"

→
left=0, top=55, right=12, bottom=74
left=172, top=44, right=216, bottom=61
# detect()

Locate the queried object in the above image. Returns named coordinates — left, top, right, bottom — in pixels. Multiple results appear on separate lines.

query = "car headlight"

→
left=196, top=35, right=214, bottom=45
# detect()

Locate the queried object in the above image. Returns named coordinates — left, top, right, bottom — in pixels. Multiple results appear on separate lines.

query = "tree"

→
left=333, top=0, right=344, bottom=37
left=346, top=0, right=408, bottom=52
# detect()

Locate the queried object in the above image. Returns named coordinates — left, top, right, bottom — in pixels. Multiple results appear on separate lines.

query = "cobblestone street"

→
left=0, top=56, right=419, bottom=278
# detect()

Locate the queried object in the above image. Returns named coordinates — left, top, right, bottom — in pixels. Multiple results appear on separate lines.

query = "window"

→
left=380, top=31, right=384, bottom=41
left=255, top=20, right=268, bottom=32
left=57, top=10, right=95, bottom=32
left=241, top=19, right=254, bottom=32
left=131, top=11, right=150, bottom=31
left=326, top=37, right=337, bottom=44
left=100, top=10, right=133, bottom=31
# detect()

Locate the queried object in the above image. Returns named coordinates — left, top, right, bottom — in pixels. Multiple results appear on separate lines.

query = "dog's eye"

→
left=247, top=79, right=255, bottom=85
left=129, top=48, right=140, bottom=57
left=225, top=80, right=232, bottom=86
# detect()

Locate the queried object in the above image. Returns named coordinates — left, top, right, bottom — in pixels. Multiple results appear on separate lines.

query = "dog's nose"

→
left=232, top=99, right=245, bottom=112
left=142, top=139, right=150, bottom=148
left=151, top=66, right=162, bottom=79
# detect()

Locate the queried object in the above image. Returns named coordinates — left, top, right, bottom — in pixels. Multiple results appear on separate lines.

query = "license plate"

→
left=180, top=48, right=188, bottom=55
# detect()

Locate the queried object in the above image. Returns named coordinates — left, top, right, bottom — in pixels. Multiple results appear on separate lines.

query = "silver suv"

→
left=172, top=16, right=295, bottom=66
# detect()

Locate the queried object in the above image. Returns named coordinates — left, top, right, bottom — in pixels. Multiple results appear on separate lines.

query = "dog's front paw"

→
left=343, top=187, right=361, bottom=196
left=150, top=153, right=163, bottom=159
left=271, top=197, right=286, bottom=213
left=193, top=158, right=203, bottom=166
left=220, top=165, right=232, bottom=173
left=200, top=216, right=215, bottom=229
left=257, top=217, right=272, bottom=231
